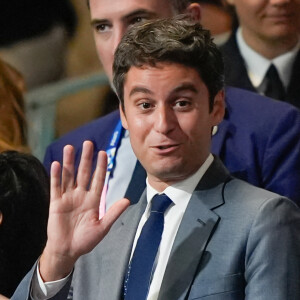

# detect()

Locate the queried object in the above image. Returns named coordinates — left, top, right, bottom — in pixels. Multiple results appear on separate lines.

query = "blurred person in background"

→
left=0, top=0, right=77, bottom=89
left=221, top=0, right=300, bottom=108
left=197, top=0, right=233, bottom=46
left=0, top=58, right=28, bottom=153
left=0, top=151, right=49, bottom=298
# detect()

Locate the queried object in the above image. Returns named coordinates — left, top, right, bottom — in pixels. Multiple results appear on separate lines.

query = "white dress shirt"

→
left=31, top=154, right=214, bottom=300
left=236, top=27, right=300, bottom=91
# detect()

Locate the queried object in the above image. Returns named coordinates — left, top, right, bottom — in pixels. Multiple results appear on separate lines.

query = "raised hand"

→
left=40, top=141, right=130, bottom=282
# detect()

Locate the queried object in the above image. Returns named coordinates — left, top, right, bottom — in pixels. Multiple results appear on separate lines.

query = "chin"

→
left=150, top=165, right=188, bottom=182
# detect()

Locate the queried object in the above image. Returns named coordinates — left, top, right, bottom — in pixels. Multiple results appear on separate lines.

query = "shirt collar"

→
left=236, top=27, right=300, bottom=89
left=146, top=153, right=214, bottom=207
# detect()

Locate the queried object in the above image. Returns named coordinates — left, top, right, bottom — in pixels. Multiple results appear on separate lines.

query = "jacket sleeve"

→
left=245, top=196, right=300, bottom=299
left=261, top=107, right=300, bottom=206
left=11, top=262, right=72, bottom=300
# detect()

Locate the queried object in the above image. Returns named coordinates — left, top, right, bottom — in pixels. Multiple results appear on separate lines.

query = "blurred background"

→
left=0, top=0, right=109, bottom=159
left=0, top=0, right=234, bottom=160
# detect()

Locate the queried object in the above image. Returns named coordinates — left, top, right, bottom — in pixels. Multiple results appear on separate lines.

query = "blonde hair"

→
left=0, top=58, right=28, bottom=152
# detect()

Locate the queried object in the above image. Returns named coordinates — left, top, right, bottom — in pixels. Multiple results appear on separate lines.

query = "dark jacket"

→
left=221, top=33, right=300, bottom=109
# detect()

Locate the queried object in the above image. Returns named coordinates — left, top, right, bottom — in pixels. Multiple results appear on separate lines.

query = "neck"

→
left=147, top=167, right=202, bottom=193
left=241, top=28, right=299, bottom=59
left=147, top=177, right=179, bottom=193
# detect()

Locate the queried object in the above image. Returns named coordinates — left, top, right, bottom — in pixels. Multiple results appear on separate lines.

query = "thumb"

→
left=98, top=198, right=130, bottom=235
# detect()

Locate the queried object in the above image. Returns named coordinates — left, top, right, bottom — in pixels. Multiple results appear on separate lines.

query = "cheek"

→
left=177, top=112, right=207, bottom=134
left=126, top=112, right=145, bottom=128
left=183, top=117, right=212, bottom=142
left=235, top=1, right=259, bottom=18
left=127, top=116, right=149, bottom=140
left=95, top=41, right=114, bottom=77
left=128, top=122, right=150, bottom=159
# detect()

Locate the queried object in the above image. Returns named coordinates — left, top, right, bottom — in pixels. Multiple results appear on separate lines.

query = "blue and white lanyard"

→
left=99, top=119, right=124, bottom=217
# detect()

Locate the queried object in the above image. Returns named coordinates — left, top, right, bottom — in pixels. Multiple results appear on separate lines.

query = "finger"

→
left=76, top=141, right=94, bottom=190
left=90, top=151, right=107, bottom=198
left=62, top=145, right=75, bottom=192
left=50, top=161, right=62, bottom=200
left=99, top=198, right=130, bottom=235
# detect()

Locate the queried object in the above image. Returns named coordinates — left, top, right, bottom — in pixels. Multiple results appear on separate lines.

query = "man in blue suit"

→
left=44, top=0, right=300, bottom=206
left=12, top=17, right=300, bottom=299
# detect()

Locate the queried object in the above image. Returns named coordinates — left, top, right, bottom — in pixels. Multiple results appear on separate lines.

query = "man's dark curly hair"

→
left=113, top=16, right=224, bottom=112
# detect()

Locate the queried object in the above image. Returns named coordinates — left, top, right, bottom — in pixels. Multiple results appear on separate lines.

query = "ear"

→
left=186, top=3, right=202, bottom=22
left=211, top=89, right=225, bottom=126
left=119, top=104, right=128, bottom=130
left=0, top=211, right=3, bottom=226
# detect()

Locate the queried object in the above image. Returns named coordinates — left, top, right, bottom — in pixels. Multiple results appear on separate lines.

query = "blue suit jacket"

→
left=44, top=86, right=300, bottom=205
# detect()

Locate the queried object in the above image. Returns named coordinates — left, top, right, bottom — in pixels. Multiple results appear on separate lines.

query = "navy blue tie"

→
left=124, top=194, right=173, bottom=300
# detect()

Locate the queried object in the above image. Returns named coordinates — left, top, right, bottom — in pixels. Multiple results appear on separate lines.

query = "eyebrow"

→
left=171, top=83, right=198, bottom=94
left=90, top=9, right=157, bottom=26
left=129, top=86, right=153, bottom=97
left=122, top=9, right=157, bottom=22
left=129, top=83, right=199, bottom=98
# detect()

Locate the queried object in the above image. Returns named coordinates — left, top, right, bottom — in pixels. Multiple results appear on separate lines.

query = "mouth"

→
left=152, top=144, right=180, bottom=154
left=158, top=145, right=174, bottom=149
left=267, top=13, right=293, bottom=21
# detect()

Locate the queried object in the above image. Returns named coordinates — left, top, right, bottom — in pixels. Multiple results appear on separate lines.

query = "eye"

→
left=136, top=101, right=153, bottom=111
left=174, top=100, right=191, bottom=108
left=94, top=23, right=111, bottom=33
left=131, top=16, right=144, bottom=24
left=140, top=102, right=152, bottom=109
left=128, top=16, right=148, bottom=28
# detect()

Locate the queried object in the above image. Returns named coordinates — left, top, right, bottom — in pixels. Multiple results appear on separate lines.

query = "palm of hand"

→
left=44, top=142, right=129, bottom=270
left=48, top=186, right=104, bottom=260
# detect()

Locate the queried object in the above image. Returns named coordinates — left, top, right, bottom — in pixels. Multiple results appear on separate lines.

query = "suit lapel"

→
left=158, top=158, right=231, bottom=300
left=125, top=160, right=147, bottom=204
left=98, top=193, right=147, bottom=300
left=286, top=49, right=300, bottom=108
left=221, top=34, right=256, bottom=92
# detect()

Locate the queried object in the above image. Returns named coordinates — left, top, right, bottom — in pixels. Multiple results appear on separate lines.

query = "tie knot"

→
left=266, top=64, right=280, bottom=80
left=151, top=194, right=173, bottom=214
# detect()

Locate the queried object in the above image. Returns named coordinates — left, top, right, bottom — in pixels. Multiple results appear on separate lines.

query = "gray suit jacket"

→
left=12, top=158, right=300, bottom=299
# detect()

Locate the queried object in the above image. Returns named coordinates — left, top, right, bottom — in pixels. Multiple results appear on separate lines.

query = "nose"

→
left=154, top=105, right=177, bottom=135
left=112, top=26, right=126, bottom=56
left=107, top=26, right=126, bottom=81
